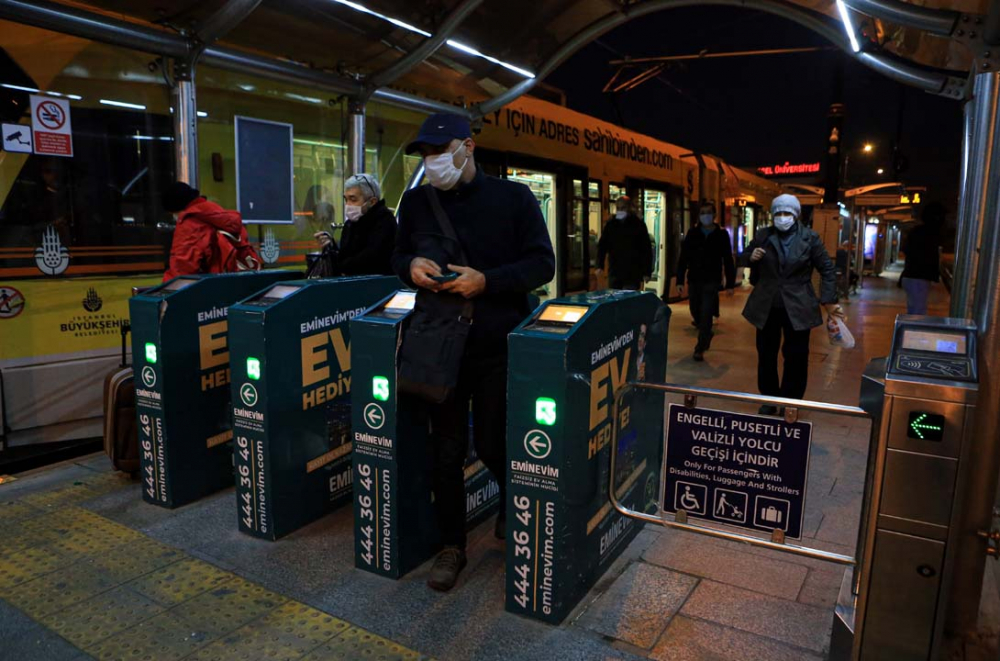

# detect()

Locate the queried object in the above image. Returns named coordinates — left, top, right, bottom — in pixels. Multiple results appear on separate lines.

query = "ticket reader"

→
left=227, top=276, right=399, bottom=540
left=505, top=290, right=668, bottom=623
left=832, top=316, right=978, bottom=660
left=350, top=291, right=500, bottom=578
left=130, top=271, right=292, bottom=508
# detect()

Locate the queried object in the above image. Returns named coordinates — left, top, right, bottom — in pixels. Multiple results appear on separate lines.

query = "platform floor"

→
left=2, top=267, right=992, bottom=661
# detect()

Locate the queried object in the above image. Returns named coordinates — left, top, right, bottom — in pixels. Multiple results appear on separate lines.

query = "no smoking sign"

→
left=29, top=95, right=73, bottom=157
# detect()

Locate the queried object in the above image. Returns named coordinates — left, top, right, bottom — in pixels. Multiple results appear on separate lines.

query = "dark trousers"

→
left=688, top=281, right=719, bottom=351
left=756, top=307, right=812, bottom=400
left=428, top=352, right=507, bottom=548
left=610, top=275, right=642, bottom=291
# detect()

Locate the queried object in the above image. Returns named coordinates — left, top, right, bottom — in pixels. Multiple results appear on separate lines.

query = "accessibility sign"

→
left=30, top=95, right=73, bottom=157
left=663, top=403, right=811, bottom=539
left=1, top=123, right=33, bottom=153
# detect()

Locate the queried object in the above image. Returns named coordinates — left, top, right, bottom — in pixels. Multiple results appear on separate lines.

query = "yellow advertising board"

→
left=0, top=275, right=162, bottom=363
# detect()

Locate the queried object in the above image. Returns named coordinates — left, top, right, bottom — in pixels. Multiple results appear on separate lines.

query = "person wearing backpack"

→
left=162, top=182, right=261, bottom=281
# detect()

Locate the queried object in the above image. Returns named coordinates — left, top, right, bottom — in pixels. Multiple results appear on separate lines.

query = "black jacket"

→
left=597, top=214, right=653, bottom=284
left=742, top=224, right=837, bottom=331
left=336, top=199, right=396, bottom=276
left=392, top=170, right=555, bottom=355
left=900, top=223, right=941, bottom=282
left=677, top=224, right=736, bottom=288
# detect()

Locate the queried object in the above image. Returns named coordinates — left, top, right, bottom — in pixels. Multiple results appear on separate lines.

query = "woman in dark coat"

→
left=742, top=194, right=843, bottom=413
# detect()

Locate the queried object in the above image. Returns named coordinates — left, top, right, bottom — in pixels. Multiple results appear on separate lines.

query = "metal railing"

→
left=609, top=381, right=871, bottom=566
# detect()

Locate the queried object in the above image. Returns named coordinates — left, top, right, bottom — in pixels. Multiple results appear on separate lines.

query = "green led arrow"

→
left=909, top=413, right=943, bottom=440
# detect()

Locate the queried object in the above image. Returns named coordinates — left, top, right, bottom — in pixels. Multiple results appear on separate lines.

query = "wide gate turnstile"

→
left=350, top=290, right=500, bottom=578
left=505, top=290, right=669, bottom=623
left=129, top=271, right=292, bottom=508
left=833, top=315, right=979, bottom=660
left=226, top=276, right=399, bottom=540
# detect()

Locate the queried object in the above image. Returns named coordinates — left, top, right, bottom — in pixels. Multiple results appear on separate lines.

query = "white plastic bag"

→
left=826, top=314, right=856, bottom=349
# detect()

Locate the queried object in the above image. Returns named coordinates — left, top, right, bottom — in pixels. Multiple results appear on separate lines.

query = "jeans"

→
left=902, top=277, right=931, bottom=315
left=688, top=281, right=719, bottom=352
left=756, top=307, right=812, bottom=400
left=428, top=352, right=507, bottom=549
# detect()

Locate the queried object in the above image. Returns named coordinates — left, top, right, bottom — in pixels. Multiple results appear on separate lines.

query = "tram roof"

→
left=50, top=0, right=981, bottom=107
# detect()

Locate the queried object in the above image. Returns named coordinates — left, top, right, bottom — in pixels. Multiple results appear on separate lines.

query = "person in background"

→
left=900, top=202, right=945, bottom=315
left=162, top=182, right=250, bottom=281
left=393, top=112, right=554, bottom=592
left=313, top=173, right=396, bottom=276
left=676, top=201, right=736, bottom=361
left=596, top=196, right=653, bottom=290
left=742, top=194, right=842, bottom=414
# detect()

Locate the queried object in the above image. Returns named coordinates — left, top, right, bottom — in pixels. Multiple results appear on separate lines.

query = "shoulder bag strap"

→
left=424, top=186, right=474, bottom=323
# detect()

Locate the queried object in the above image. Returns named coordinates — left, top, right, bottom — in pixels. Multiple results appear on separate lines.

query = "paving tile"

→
left=85, top=610, right=216, bottom=661
left=680, top=580, right=833, bottom=653
left=651, top=616, right=824, bottom=661
left=577, top=561, right=698, bottom=648
left=3, top=563, right=120, bottom=618
left=798, top=567, right=847, bottom=609
left=80, top=536, right=185, bottom=583
left=170, top=576, right=288, bottom=637
left=42, top=585, right=165, bottom=649
left=643, top=530, right=808, bottom=600
left=127, top=557, right=231, bottom=607
left=0, top=545, right=72, bottom=590
left=301, top=626, right=427, bottom=660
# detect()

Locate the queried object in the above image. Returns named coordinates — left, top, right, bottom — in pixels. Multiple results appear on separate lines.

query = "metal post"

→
left=947, top=71, right=1000, bottom=636
left=952, top=74, right=999, bottom=318
left=348, top=100, right=366, bottom=176
left=172, top=60, right=199, bottom=187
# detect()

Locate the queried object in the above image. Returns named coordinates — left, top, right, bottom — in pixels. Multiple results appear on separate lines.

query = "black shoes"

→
left=693, top=350, right=705, bottom=362
left=758, top=405, right=785, bottom=416
left=427, top=546, right=467, bottom=592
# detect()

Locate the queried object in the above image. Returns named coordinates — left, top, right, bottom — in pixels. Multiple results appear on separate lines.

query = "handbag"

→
left=397, top=187, right=474, bottom=404
left=306, top=242, right=338, bottom=279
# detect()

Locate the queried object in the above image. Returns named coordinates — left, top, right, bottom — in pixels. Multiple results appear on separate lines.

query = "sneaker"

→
left=427, top=546, right=467, bottom=592
left=758, top=405, right=779, bottom=416
left=494, top=511, right=506, bottom=540
left=693, top=350, right=704, bottom=362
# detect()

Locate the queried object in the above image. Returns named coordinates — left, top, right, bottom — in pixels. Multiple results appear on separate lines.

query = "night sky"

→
left=547, top=6, right=963, bottom=212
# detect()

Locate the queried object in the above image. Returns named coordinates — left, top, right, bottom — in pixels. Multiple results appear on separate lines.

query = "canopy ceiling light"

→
left=836, top=0, right=861, bottom=53
left=329, top=0, right=535, bottom=78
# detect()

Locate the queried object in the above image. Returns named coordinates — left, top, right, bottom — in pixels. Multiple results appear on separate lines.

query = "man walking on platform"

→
left=677, top=201, right=736, bottom=361
left=392, top=113, right=555, bottom=592
left=596, top=196, right=653, bottom=290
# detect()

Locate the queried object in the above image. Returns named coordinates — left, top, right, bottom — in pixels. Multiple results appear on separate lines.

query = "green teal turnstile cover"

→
left=227, top=276, right=400, bottom=540
left=505, top=290, right=669, bottom=623
left=350, top=291, right=500, bottom=578
left=129, top=271, right=293, bottom=508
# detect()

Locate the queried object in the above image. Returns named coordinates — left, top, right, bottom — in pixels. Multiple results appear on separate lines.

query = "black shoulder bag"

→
left=397, top=187, right=474, bottom=404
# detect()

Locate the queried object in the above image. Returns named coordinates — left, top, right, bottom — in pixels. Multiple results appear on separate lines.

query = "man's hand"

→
left=441, top=264, right=486, bottom=299
left=825, top=303, right=846, bottom=321
left=676, top=284, right=684, bottom=297
left=750, top=247, right=766, bottom=263
left=410, top=257, right=443, bottom=290
left=314, top=232, right=332, bottom=249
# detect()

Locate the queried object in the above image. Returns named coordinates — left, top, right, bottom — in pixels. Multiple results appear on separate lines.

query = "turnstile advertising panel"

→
left=227, top=276, right=400, bottom=540
left=130, top=271, right=293, bottom=508
left=350, top=291, right=500, bottom=578
left=505, top=290, right=669, bottom=623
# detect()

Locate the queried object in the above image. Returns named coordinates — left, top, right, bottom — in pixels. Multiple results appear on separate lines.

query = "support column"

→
left=951, top=74, right=998, bottom=318
left=172, top=59, right=199, bottom=187
left=947, top=70, right=1000, bottom=636
left=348, top=100, right=366, bottom=176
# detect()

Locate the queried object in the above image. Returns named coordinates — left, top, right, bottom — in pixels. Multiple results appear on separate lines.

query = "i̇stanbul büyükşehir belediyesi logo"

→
left=82, top=287, right=103, bottom=312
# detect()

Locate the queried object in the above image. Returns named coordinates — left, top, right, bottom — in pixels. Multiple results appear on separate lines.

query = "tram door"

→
left=507, top=167, right=560, bottom=299
left=637, top=187, right=668, bottom=298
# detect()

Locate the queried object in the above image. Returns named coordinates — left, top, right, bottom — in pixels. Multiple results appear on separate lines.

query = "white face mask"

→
left=615, top=210, right=627, bottom=219
left=699, top=214, right=714, bottom=226
left=774, top=214, right=796, bottom=232
left=344, top=204, right=363, bottom=222
left=424, top=143, right=468, bottom=191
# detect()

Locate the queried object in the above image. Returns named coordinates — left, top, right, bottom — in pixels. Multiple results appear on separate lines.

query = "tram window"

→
left=588, top=181, right=601, bottom=200
left=507, top=167, right=558, bottom=299
left=609, top=183, right=626, bottom=216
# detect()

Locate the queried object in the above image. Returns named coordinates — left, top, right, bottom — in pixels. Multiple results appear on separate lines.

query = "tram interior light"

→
left=836, top=1, right=861, bottom=53
left=100, top=99, right=146, bottom=110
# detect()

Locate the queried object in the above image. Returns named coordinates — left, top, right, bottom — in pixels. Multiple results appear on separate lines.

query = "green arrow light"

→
left=145, top=343, right=157, bottom=364
left=535, top=397, right=557, bottom=426
left=247, top=357, right=261, bottom=380
left=373, top=376, right=389, bottom=402
left=908, top=412, right=944, bottom=440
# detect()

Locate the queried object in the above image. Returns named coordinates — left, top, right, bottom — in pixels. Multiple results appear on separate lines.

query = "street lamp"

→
left=863, top=143, right=874, bottom=153
left=877, top=168, right=884, bottom=175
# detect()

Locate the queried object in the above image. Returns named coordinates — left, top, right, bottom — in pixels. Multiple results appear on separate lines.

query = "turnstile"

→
left=226, top=276, right=399, bottom=540
left=129, top=271, right=292, bottom=508
left=505, top=290, right=669, bottom=623
left=833, top=315, right=979, bottom=660
left=350, top=290, right=500, bottom=578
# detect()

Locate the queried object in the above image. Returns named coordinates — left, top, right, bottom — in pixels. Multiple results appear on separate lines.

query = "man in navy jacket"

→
left=392, top=113, right=555, bottom=592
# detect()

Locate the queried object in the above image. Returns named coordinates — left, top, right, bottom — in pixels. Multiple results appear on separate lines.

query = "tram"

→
left=0, top=21, right=779, bottom=448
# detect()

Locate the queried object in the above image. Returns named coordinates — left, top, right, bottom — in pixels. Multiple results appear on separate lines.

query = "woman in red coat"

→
left=162, top=182, right=250, bottom=281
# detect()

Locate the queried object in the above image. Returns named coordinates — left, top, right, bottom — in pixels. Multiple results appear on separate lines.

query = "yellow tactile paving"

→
left=0, top=469, right=432, bottom=660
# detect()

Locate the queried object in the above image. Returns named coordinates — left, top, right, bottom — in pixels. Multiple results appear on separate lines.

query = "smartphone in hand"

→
left=430, top=272, right=460, bottom=284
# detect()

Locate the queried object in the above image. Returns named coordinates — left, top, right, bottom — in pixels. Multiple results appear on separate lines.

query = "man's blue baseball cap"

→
left=405, top=113, right=472, bottom=154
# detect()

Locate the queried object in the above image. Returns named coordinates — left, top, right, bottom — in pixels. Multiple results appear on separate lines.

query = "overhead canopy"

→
left=5, top=0, right=982, bottom=108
